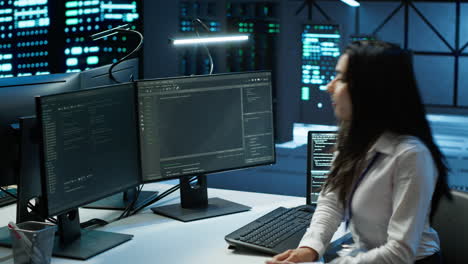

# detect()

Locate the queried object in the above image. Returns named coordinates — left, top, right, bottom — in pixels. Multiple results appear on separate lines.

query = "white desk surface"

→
left=0, top=183, right=346, bottom=264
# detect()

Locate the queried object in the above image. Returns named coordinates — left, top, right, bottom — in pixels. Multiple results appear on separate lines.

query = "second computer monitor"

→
left=138, top=71, right=275, bottom=182
left=137, top=71, right=275, bottom=221
left=307, top=131, right=337, bottom=205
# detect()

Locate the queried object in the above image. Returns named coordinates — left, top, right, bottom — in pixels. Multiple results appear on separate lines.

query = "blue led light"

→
left=301, top=87, right=310, bottom=101
left=18, top=73, right=33, bottom=76
left=71, top=46, right=83, bottom=55
left=18, top=20, right=36, bottom=28
left=66, top=58, right=78, bottom=66
left=16, top=0, right=47, bottom=7
left=1, top=63, right=12, bottom=71
left=36, top=71, right=50, bottom=75
left=86, top=56, right=98, bottom=65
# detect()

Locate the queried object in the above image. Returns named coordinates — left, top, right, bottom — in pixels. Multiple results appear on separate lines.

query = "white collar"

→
left=368, top=132, right=399, bottom=157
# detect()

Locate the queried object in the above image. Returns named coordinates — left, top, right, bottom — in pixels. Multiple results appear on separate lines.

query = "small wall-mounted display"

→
left=300, top=24, right=341, bottom=124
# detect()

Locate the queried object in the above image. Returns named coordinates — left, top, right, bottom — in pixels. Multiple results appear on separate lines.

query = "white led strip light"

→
left=173, top=35, right=249, bottom=45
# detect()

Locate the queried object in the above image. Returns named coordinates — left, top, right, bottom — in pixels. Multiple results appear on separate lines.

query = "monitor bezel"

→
left=136, top=70, right=276, bottom=184
left=306, top=130, right=337, bottom=205
left=35, top=82, right=142, bottom=217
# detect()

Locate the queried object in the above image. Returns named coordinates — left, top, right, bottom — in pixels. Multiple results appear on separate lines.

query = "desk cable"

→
left=80, top=177, right=197, bottom=229
left=129, top=177, right=198, bottom=217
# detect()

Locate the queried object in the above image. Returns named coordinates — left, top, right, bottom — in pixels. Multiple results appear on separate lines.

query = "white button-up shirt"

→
left=298, top=132, right=440, bottom=263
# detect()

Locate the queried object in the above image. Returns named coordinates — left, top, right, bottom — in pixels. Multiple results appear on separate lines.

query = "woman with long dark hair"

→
left=267, top=40, right=451, bottom=264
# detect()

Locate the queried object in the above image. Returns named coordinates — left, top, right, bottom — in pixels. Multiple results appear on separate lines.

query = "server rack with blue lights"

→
left=226, top=1, right=279, bottom=73
left=0, top=0, right=141, bottom=78
left=63, top=0, right=140, bottom=72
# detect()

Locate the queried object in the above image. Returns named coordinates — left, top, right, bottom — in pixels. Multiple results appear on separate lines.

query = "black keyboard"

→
left=225, top=205, right=315, bottom=255
left=0, top=188, right=17, bottom=207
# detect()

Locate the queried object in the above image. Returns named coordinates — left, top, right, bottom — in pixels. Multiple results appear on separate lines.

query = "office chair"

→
left=432, top=190, right=468, bottom=264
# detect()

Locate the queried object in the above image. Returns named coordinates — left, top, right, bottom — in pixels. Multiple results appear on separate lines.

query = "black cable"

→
left=106, top=28, right=143, bottom=83
left=89, top=184, right=144, bottom=226
left=80, top=218, right=108, bottom=229
left=129, top=177, right=198, bottom=216
left=89, top=177, right=199, bottom=225
left=77, top=184, right=146, bottom=227
left=118, top=184, right=144, bottom=220
left=193, top=18, right=214, bottom=75
left=194, top=18, right=211, bottom=32
left=128, top=184, right=180, bottom=216
left=95, top=178, right=197, bottom=226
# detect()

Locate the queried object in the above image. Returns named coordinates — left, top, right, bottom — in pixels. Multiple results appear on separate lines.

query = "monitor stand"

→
left=0, top=117, right=46, bottom=248
left=151, top=175, right=251, bottom=222
left=16, top=116, right=45, bottom=223
left=83, top=187, right=159, bottom=210
left=52, top=209, right=132, bottom=260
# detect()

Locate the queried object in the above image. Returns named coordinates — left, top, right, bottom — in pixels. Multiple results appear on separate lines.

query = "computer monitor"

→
left=0, top=60, right=143, bottom=208
left=306, top=131, right=338, bottom=205
left=35, top=83, right=141, bottom=259
left=137, top=71, right=275, bottom=222
left=0, top=73, right=81, bottom=188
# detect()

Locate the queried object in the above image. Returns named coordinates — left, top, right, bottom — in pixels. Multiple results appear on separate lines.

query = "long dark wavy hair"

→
left=323, top=40, right=451, bottom=220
